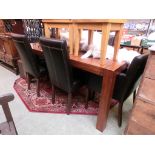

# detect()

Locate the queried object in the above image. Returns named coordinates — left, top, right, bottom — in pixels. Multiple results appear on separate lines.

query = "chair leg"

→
left=133, top=89, right=136, bottom=103
left=26, top=73, right=31, bottom=90
left=118, top=102, right=123, bottom=127
left=66, top=93, right=72, bottom=115
left=89, top=90, right=95, bottom=100
left=12, top=122, right=18, bottom=135
left=36, top=78, right=40, bottom=97
left=2, top=102, right=18, bottom=135
left=85, top=88, right=90, bottom=109
left=52, top=85, right=55, bottom=104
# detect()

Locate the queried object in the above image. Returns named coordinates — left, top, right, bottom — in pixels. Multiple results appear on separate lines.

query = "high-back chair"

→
left=39, top=37, right=88, bottom=114
left=11, top=33, right=46, bottom=97
left=87, top=53, right=149, bottom=126
left=0, top=93, right=17, bottom=135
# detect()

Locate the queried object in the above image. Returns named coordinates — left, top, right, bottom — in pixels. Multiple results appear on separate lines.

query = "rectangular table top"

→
left=42, top=19, right=127, bottom=24
left=31, top=43, right=127, bottom=75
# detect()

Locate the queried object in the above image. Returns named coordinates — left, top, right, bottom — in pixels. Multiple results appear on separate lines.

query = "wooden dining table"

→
left=31, top=42, right=127, bottom=132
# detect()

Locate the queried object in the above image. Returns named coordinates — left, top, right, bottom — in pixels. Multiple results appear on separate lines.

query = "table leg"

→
left=74, top=25, right=81, bottom=56
left=96, top=70, right=116, bottom=132
left=55, top=28, right=60, bottom=39
left=100, top=24, right=111, bottom=65
left=44, top=24, right=50, bottom=38
left=113, top=24, right=123, bottom=61
left=69, top=24, right=74, bottom=55
left=88, top=30, right=93, bottom=45
left=140, top=47, right=144, bottom=54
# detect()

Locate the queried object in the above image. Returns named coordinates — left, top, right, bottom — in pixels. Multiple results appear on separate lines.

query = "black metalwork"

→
left=3, top=20, right=14, bottom=32
left=22, top=19, right=44, bottom=42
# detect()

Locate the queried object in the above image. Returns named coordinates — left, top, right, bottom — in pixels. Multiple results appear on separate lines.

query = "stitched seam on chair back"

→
left=47, top=46, right=58, bottom=88
left=61, top=42, right=71, bottom=92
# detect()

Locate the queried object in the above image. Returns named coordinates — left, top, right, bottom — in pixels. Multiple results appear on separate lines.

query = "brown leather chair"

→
left=11, top=33, right=46, bottom=97
left=86, top=53, right=149, bottom=127
left=0, top=93, right=17, bottom=135
left=39, top=37, right=88, bottom=114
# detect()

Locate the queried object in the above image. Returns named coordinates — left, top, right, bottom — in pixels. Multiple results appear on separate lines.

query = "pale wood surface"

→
left=88, top=30, right=93, bottom=45
left=42, top=20, right=74, bottom=54
left=44, top=23, right=71, bottom=29
left=100, top=24, right=111, bottom=65
left=113, top=24, right=124, bottom=61
left=74, top=25, right=81, bottom=56
left=55, top=28, right=60, bottom=39
left=42, top=19, right=73, bottom=23
left=69, top=24, right=74, bottom=54
left=42, top=19, right=126, bottom=24
left=72, top=19, right=126, bottom=23
left=44, top=24, right=50, bottom=38
left=72, top=20, right=125, bottom=64
left=42, top=19, right=126, bottom=61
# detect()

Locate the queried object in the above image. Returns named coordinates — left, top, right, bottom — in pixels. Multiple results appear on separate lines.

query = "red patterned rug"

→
left=13, top=78, right=117, bottom=115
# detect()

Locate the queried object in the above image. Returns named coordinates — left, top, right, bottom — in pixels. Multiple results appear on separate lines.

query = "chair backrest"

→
left=115, top=53, right=149, bottom=103
left=39, top=37, right=73, bottom=93
left=11, top=33, right=40, bottom=77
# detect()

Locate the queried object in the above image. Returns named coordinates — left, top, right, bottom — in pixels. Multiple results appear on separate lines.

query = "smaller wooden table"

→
left=42, top=19, right=126, bottom=65
left=73, top=19, right=126, bottom=64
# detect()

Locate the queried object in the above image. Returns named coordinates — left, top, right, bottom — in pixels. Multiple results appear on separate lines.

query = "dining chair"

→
left=86, top=53, right=149, bottom=126
left=39, top=37, right=88, bottom=114
left=11, top=33, right=47, bottom=97
left=0, top=93, right=17, bottom=135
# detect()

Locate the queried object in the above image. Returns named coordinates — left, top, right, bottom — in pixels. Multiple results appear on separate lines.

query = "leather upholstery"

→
left=11, top=33, right=44, bottom=78
left=114, top=53, right=148, bottom=103
left=39, top=37, right=81, bottom=93
left=87, top=53, right=149, bottom=103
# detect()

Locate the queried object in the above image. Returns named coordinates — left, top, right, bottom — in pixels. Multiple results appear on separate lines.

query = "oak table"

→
left=31, top=43, right=127, bottom=132
left=72, top=19, right=126, bottom=64
left=42, top=19, right=126, bottom=65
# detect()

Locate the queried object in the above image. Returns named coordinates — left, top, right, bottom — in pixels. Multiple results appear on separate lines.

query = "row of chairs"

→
left=11, top=33, right=148, bottom=127
left=12, top=34, right=88, bottom=115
